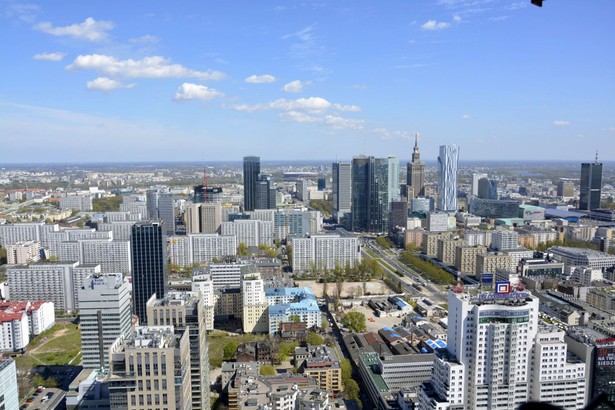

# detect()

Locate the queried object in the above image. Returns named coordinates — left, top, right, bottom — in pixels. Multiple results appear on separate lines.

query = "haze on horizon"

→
left=1, top=1, right=614, bottom=163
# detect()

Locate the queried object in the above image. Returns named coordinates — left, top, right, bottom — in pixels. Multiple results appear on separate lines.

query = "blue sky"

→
left=1, top=0, right=614, bottom=163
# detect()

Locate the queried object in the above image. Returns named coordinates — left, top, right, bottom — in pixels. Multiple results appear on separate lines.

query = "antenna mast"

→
left=202, top=153, right=207, bottom=203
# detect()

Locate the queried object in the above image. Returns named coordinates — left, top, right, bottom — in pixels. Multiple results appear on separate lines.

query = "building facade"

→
left=437, top=145, right=459, bottom=212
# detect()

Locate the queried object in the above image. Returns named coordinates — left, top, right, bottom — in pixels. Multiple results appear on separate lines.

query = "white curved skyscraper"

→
left=437, top=144, right=459, bottom=212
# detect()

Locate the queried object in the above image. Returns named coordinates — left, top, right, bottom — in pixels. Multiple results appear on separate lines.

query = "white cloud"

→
left=553, top=120, right=570, bottom=126
left=245, top=74, right=276, bottom=84
left=67, top=54, right=225, bottom=80
left=373, top=128, right=411, bottom=140
left=282, top=24, right=323, bottom=59
left=33, top=52, right=66, bottom=61
left=280, top=111, right=318, bottom=123
left=453, top=15, right=462, bottom=22
left=4, top=3, right=41, bottom=23
left=323, top=115, right=364, bottom=129
left=86, top=77, right=135, bottom=92
left=507, top=2, right=528, bottom=10
left=174, top=83, right=224, bottom=101
left=421, top=20, right=450, bottom=30
left=462, top=114, right=471, bottom=120
left=129, top=35, right=159, bottom=44
left=34, top=17, right=115, bottom=42
left=282, top=80, right=309, bottom=93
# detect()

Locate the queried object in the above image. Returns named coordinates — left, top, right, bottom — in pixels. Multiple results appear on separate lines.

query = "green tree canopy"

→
left=223, top=341, right=238, bottom=360
left=260, top=365, right=277, bottom=376
left=340, top=312, right=366, bottom=333
left=307, top=331, right=325, bottom=346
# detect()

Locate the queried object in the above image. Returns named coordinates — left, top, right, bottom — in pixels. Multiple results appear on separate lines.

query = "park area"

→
left=15, top=323, right=82, bottom=373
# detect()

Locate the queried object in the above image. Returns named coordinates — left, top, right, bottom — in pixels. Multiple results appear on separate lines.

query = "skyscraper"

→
left=256, top=174, right=276, bottom=209
left=580, top=154, right=602, bottom=211
left=351, top=156, right=389, bottom=233
left=243, top=156, right=260, bottom=211
left=131, top=221, right=167, bottom=324
left=387, top=155, right=400, bottom=206
left=407, top=132, right=425, bottom=199
left=78, top=273, right=131, bottom=371
left=157, top=193, right=176, bottom=235
left=477, top=177, right=498, bottom=200
left=471, top=172, right=488, bottom=196
left=332, top=162, right=351, bottom=223
left=145, top=189, right=159, bottom=220
left=437, top=145, right=459, bottom=212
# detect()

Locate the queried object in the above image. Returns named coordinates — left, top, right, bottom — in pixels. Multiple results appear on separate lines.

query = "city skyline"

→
left=1, top=1, right=614, bottom=163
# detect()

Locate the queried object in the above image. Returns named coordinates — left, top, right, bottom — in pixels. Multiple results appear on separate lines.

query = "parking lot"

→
left=21, top=386, right=64, bottom=410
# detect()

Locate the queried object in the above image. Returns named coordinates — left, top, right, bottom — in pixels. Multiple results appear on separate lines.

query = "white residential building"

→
left=529, top=328, right=587, bottom=409
left=58, top=238, right=131, bottom=274
left=549, top=246, right=615, bottom=271
left=60, top=194, right=93, bottom=211
left=419, top=352, right=465, bottom=410
left=7, top=262, right=100, bottom=312
left=291, top=235, right=360, bottom=273
left=78, top=273, right=132, bottom=371
left=0, top=308, right=29, bottom=351
left=0, top=359, right=19, bottom=410
left=191, top=273, right=215, bottom=331
left=242, top=272, right=269, bottom=333
left=97, top=221, right=135, bottom=241
left=221, top=220, right=274, bottom=247
left=492, top=230, right=520, bottom=251
left=6, top=240, right=40, bottom=264
left=427, top=212, right=449, bottom=233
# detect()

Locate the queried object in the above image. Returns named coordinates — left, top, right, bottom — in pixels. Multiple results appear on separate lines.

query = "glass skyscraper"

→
left=243, top=156, right=261, bottom=211
left=351, top=156, right=389, bottom=233
left=437, top=144, right=459, bottom=212
left=580, top=157, right=602, bottom=211
left=131, top=221, right=167, bottom=324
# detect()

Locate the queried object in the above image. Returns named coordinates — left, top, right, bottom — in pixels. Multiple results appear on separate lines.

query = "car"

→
left=26, top=398, right=34, bottom=403
left=47, top=392, right=54, bottom=398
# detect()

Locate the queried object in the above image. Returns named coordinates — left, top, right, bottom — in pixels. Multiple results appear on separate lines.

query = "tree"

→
left=340, top=312, right=366, bottom=333
left=237, top=243, right=249, bottom=256
left=344, top=378, right=360, bottom=400
left=223, top=341, right=238, bottom=360
left=289, top=314, right=301, bottom=323
left=307, top=332, right=324, bottom=346
left=260, top=365, right=277, bottom=376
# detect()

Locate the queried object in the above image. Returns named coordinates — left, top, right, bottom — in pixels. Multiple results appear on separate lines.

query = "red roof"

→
left=0, top=311, right=26, bottom=323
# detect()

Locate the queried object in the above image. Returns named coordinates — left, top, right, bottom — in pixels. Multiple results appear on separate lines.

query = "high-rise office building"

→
left=78, top=273, right=132, bottom=371
left=256, top=174, right=276, bottom=209
left=471, top=172, right=488, bottom=197
left=147, top=292, right=210, bottom=410
left=407, top=132, right=426, bottom=199
left=0, top=359, right=19, bottom=410
left=351, top=156, right=389, bottom=233
left=145, top=189, right=159, bottom=220
left=157, top=193, right=176, bottom=235
left=332, top=162, right=352, bottom=223
left=437, top=145, right=459, bottom=212
left=387, top=155, right=400, bottom=205
left=580, top=154, right=602, bottom=211
left=477, top=177, right=498, bottom=200
left=108, top=326, right=192, bottom=409
left=557, top=179, right=575, bottom=198
left=131, top=221, right=167, bottom=325
left=243, top=156, right=261, bottom=211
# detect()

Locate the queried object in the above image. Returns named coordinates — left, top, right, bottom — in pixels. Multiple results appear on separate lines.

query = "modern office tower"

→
left=78, top=273, right=131, bottom=371
left=200, top=203, right=222, bottom=233
left=145, top=189, right=159, bottom=220
left=389, top=199, right=408, bottom=233
left=0, top=359, right=19, bottom=410
left=317, top=178, right=326, bottom=191
left=194, top=184, right=206, bottom=203
left=580, top=155, right=603, bottom=211
left=387, top=155, right=400, bottom=205
left=528, top=328, right=587, bottom=408
left=407, top=132, right=426, bottom=199
left=147, top=292, right=210, bottom=410
left=131, top=221, right=167, bottom=325
left=477, top=177, right=498, bottom=200
left=491, top=230, right=520, bottom=251
left=557, top=179, right=575, bottom=197
left=241, top=272, right=269, bottom=333
left=221, top=219, right=274, bottom=247
left=7, top=262, right=99, bottom=312
left=471, top=172, right=488, bottom=197
left=291, top=235, right=361, bottom=273
left=411, top=197, right=434, bottom=213
left=332, top=162, right=352, bottom=223
left=108, top=326, right=192, bottom=410
left=437, top=145, right=459, bottom=212
left=243, top=156, right=261, bottom=211
left=256, top=174, right=276, bottom=209
left=296, top=179, right=308, bottom=201
left=351, top=156, right=389, bottom=233
left=428, top=290, right=540, bottom=409
left=157, top=193, right=176, bottom=235
left=185, top=203, right=201, bottom=234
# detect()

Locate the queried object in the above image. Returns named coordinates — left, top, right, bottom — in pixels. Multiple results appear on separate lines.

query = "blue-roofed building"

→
left=266, top=287, right=320, bottom=335
left=544, top=208, right=586, bottom=222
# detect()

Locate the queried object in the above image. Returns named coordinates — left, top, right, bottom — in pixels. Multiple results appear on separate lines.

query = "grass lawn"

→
left=208, top=331, right=268, bottom=368
left=15, top=323, right=81, bottom=373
